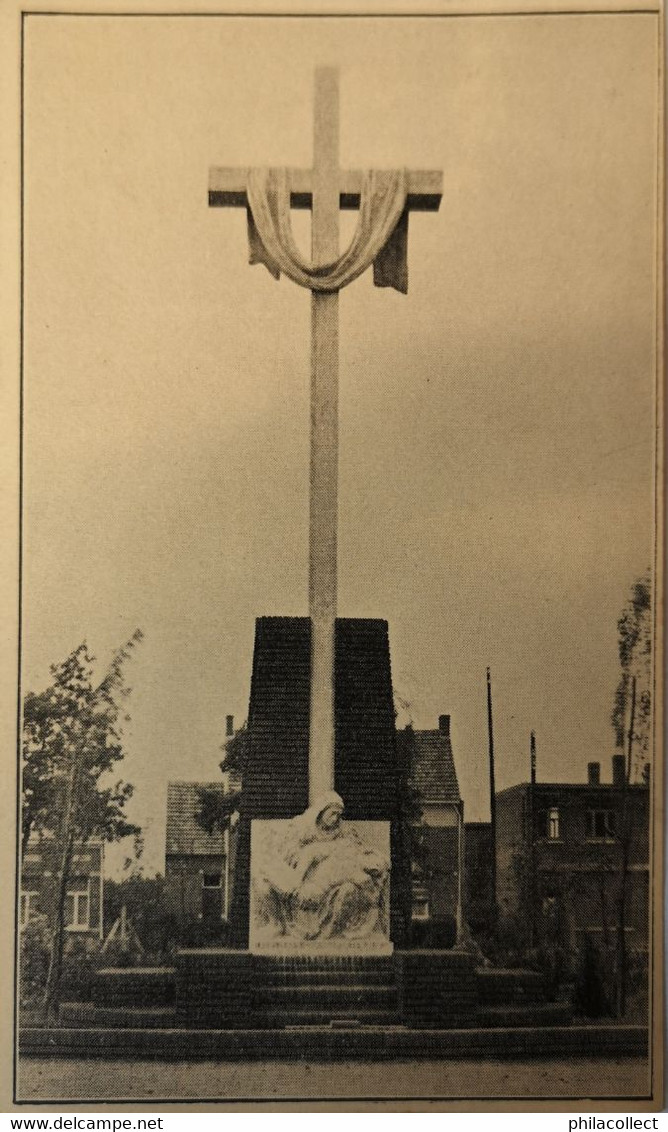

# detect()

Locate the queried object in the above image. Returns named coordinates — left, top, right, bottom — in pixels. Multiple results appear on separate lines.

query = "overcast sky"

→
left=22, top=12, right=658, bottom=876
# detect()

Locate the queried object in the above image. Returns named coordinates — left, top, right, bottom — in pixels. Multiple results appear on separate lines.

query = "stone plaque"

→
left=249, top=797, right=392, bottom=955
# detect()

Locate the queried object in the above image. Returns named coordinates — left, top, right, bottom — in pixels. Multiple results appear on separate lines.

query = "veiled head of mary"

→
left=310, top=791, right=345, bottom=836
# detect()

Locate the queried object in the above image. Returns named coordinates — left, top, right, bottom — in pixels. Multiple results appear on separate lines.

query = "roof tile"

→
left=166, top=781, right=231, bottom=857
left=398, top=728, right=461, bottom=805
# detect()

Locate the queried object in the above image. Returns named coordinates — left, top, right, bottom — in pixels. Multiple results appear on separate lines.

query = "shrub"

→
left=573, top=936, right=611, bottom=1017
left=177, top=919, right=233, bottom=948
left=19, top=914, right=51, bottom=1005
left=408, top=914, right=456, bottom=950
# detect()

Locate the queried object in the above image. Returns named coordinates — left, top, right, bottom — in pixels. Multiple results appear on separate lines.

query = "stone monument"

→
left=250, top=795, right=390, bottom=954
left=208, top=69, right=442, bottom=954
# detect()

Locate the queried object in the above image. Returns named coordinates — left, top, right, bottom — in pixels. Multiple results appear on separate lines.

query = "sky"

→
left=22, top=12, right=659, bottom=877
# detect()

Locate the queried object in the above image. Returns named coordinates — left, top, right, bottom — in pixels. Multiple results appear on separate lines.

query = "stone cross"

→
left=209, top=68, right=442, bottom=805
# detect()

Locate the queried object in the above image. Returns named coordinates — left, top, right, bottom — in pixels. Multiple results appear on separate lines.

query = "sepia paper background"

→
left=1, top=0, right=663, bottom=1112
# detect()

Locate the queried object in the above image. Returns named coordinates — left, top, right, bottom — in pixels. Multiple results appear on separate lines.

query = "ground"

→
left=17, top=1056, right=652, bottom=1105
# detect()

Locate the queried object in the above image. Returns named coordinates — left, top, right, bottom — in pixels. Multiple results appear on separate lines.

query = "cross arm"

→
left=208, top=166, right=442, bottom=212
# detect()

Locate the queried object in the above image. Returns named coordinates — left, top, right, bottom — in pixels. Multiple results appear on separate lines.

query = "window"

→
left=65, top=882, right=90, bottom=930
left=201, top=872, right=224, bottom=922
left=20, top=891, right=39, bottom=928
left=411, top=879, right=430, bottom=922
left=537, top=807, right=560, bottom=840
left=587, top=809, right=616, bottom=840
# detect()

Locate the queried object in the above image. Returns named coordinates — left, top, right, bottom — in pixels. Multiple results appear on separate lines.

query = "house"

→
left=164, top=778, right=239, bottom=933
left=397, top=714, right=463, bottom=939
left=495, top=754, right=650, bottom=954
left=20, top=838, right=104, bottom=949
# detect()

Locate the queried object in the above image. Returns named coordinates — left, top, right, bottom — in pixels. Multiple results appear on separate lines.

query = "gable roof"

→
left=398, top=728, right=461, bottom=806
left=166, top=780, right=230, bottom=857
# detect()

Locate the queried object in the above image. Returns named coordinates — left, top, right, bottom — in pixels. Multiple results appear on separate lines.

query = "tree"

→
left=21, top=631, right=143, bottom=1019
left=194, top=786, right=240, bottom=837
left=395, top=725, right=426, bottom=946
left=192, top=722, right=246, bottom=838
left=611, top=571, right=652, bottom=782
left=103, top=874, right=176, bottom=961
left=219, top=721, right=248, bottom=780
left=609, top=572, right=653, bottom=1016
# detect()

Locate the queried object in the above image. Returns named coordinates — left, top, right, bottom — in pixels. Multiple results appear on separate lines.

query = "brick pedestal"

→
left=230, top=616, right=408, bottom=949
left=175, top=949, right=255, bottom=1028
left=92, top=967, right=175, bottom=1008
left=397, top=950, right=478, bottom=1028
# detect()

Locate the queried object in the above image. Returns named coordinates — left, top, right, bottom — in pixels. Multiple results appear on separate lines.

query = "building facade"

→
left=397, top=715, right=463, bottom=941
left=164, top=779, right=238, bottom=934
left=496, top=755, right=650, bottom=955
left=20, top=838, right=104, bottom=949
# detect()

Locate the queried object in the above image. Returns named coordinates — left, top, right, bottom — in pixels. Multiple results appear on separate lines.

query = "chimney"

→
left=530, top=731, right=537, bottom=785
left=438, top=714, right=450, bottom=738
left=587, top=761, right=601, bottom=785
left=226, top=714, right=234, bottom=738
left=612, top=753, right=626, bottom=787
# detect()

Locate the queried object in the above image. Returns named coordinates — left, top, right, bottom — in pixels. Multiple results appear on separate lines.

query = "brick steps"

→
left=20, top=1024, right=648, bottom=1061
left=253, top=954, right=400, bottom=1026
left=92, top=967, right=175, bottom=1008
left=259, top=984, right=398, bottom=1010
left=258, top=969, right=396, bottom=987
left=476, top=1001, right=573, bottom=1028
left=60, top=1004, right=177, bottom=1029
left=255, top=955, right=395, bottom=971
left=254, top=957, right=395, bottom=984
left=73, top=952, right=576, bottom=1033
left=258, top=1009, right=400, bottom=1028
left=476, top=968, right=548, bottom=1006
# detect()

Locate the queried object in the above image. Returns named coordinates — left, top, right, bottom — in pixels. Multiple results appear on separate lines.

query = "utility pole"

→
left=529, top=730, right=537, bottom=947
left=625, top=674, right=637, bottom=784
left=486, top=667, right=497, bottom=921
left=617, top=674, right=636, bottom=1017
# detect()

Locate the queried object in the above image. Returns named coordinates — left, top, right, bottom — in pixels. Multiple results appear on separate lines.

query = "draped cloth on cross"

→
left=246, top=167, right=410, bottom=294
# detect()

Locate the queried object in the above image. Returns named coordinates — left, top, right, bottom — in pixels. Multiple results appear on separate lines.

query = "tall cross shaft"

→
left=209, top=68, right=442, bottom=806
left=309, top=68, right=340, bottom=802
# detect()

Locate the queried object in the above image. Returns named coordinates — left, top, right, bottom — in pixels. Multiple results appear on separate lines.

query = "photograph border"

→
left=3, top=1, right=664, bottom=1111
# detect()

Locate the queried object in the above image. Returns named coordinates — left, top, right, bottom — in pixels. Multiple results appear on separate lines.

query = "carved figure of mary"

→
left=253, top=792, right=390, bottom=945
